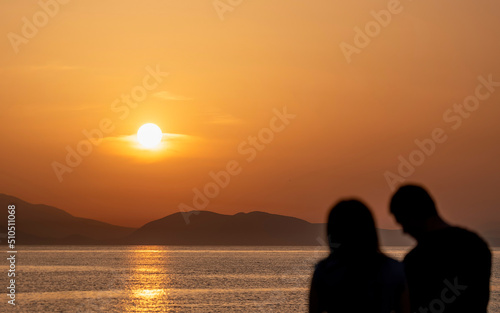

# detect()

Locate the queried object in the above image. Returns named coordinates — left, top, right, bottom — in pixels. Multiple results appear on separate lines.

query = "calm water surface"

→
left=0, top=246, right=498, bottom=312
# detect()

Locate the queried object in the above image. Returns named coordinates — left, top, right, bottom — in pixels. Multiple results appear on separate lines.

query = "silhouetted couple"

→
left=309, top=184, right=492, bottom=313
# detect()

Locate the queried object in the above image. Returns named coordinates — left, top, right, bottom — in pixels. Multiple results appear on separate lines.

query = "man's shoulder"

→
left=446, top=226, right=490, bottom=250
left=420, top=226, right=489, bottom=247
left=403, top=226, right=491, bottom=263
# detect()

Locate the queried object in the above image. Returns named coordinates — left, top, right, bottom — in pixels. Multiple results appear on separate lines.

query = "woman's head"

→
left=327, top=199, right=380, bottom=257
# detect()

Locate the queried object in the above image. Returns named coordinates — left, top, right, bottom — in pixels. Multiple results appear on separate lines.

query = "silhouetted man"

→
left=390, top=185, right=491, bottom=313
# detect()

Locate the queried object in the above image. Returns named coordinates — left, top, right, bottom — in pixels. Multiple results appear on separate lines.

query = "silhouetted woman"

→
left=309, top=200, right=410, bottom=313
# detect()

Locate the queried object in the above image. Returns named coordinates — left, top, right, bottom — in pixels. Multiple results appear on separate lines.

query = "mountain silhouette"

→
left=0, top=194, right=135, bottom=244
left=11, top=193, right=500, bottom=246
left=128, top=210, right=415, bottom=246
left=129, top=211, right=325, bottom=245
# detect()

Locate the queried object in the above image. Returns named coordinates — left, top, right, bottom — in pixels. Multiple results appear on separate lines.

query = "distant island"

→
left=1, top=194, right=498, bottom=246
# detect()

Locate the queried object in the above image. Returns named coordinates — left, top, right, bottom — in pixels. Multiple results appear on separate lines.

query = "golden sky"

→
left=1, top=0, right=499, bottom=229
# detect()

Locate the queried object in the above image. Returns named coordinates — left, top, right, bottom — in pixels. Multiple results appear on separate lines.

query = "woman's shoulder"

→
left=314, top=255, right=336, bottom=271
left=313, top=255, right=345, bottom=277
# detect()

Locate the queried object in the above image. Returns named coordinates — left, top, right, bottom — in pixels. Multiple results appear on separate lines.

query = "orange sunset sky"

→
left=1, top=0, right=499, bottom=230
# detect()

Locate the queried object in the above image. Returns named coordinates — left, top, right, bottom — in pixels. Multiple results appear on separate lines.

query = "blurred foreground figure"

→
left=390, top=184, right=491, bottom=313
left=309, top=200, right=410, bottom=313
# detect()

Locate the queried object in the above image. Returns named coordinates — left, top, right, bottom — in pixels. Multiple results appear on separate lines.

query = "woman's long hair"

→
left=327, top=199, right=382, bottom=260
left=319, top=200, right=387, bottom=311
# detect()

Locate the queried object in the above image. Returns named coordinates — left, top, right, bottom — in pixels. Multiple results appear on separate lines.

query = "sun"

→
left=137, top=123, right=163, bottom=148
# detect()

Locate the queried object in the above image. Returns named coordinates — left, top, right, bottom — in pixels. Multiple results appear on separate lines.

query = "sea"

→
left=0, top=246, right=498, bottom=312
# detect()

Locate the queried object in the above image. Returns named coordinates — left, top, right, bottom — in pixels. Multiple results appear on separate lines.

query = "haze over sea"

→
left=1, top=246, right=498, bottom=312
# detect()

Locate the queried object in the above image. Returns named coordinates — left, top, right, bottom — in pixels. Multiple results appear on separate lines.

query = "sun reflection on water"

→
left=123, top=247, right=174, bottom=312
left=133, top=289, right=167, bottom=298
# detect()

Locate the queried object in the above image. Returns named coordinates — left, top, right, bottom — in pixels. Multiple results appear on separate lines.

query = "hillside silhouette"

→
left=0, top=194, right=134, bottom=244
left=3, top=194, right=497, bottom=246
left=129, top=210, right=415, bottom=246
left=129, top=211, right=324, bottom=245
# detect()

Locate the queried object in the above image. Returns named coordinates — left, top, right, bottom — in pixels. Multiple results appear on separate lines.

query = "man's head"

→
left=390, top=184, right=439, bottom=240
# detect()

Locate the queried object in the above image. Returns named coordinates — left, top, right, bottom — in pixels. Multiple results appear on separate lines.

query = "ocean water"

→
left=0, top=246, right=498, bottom=312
